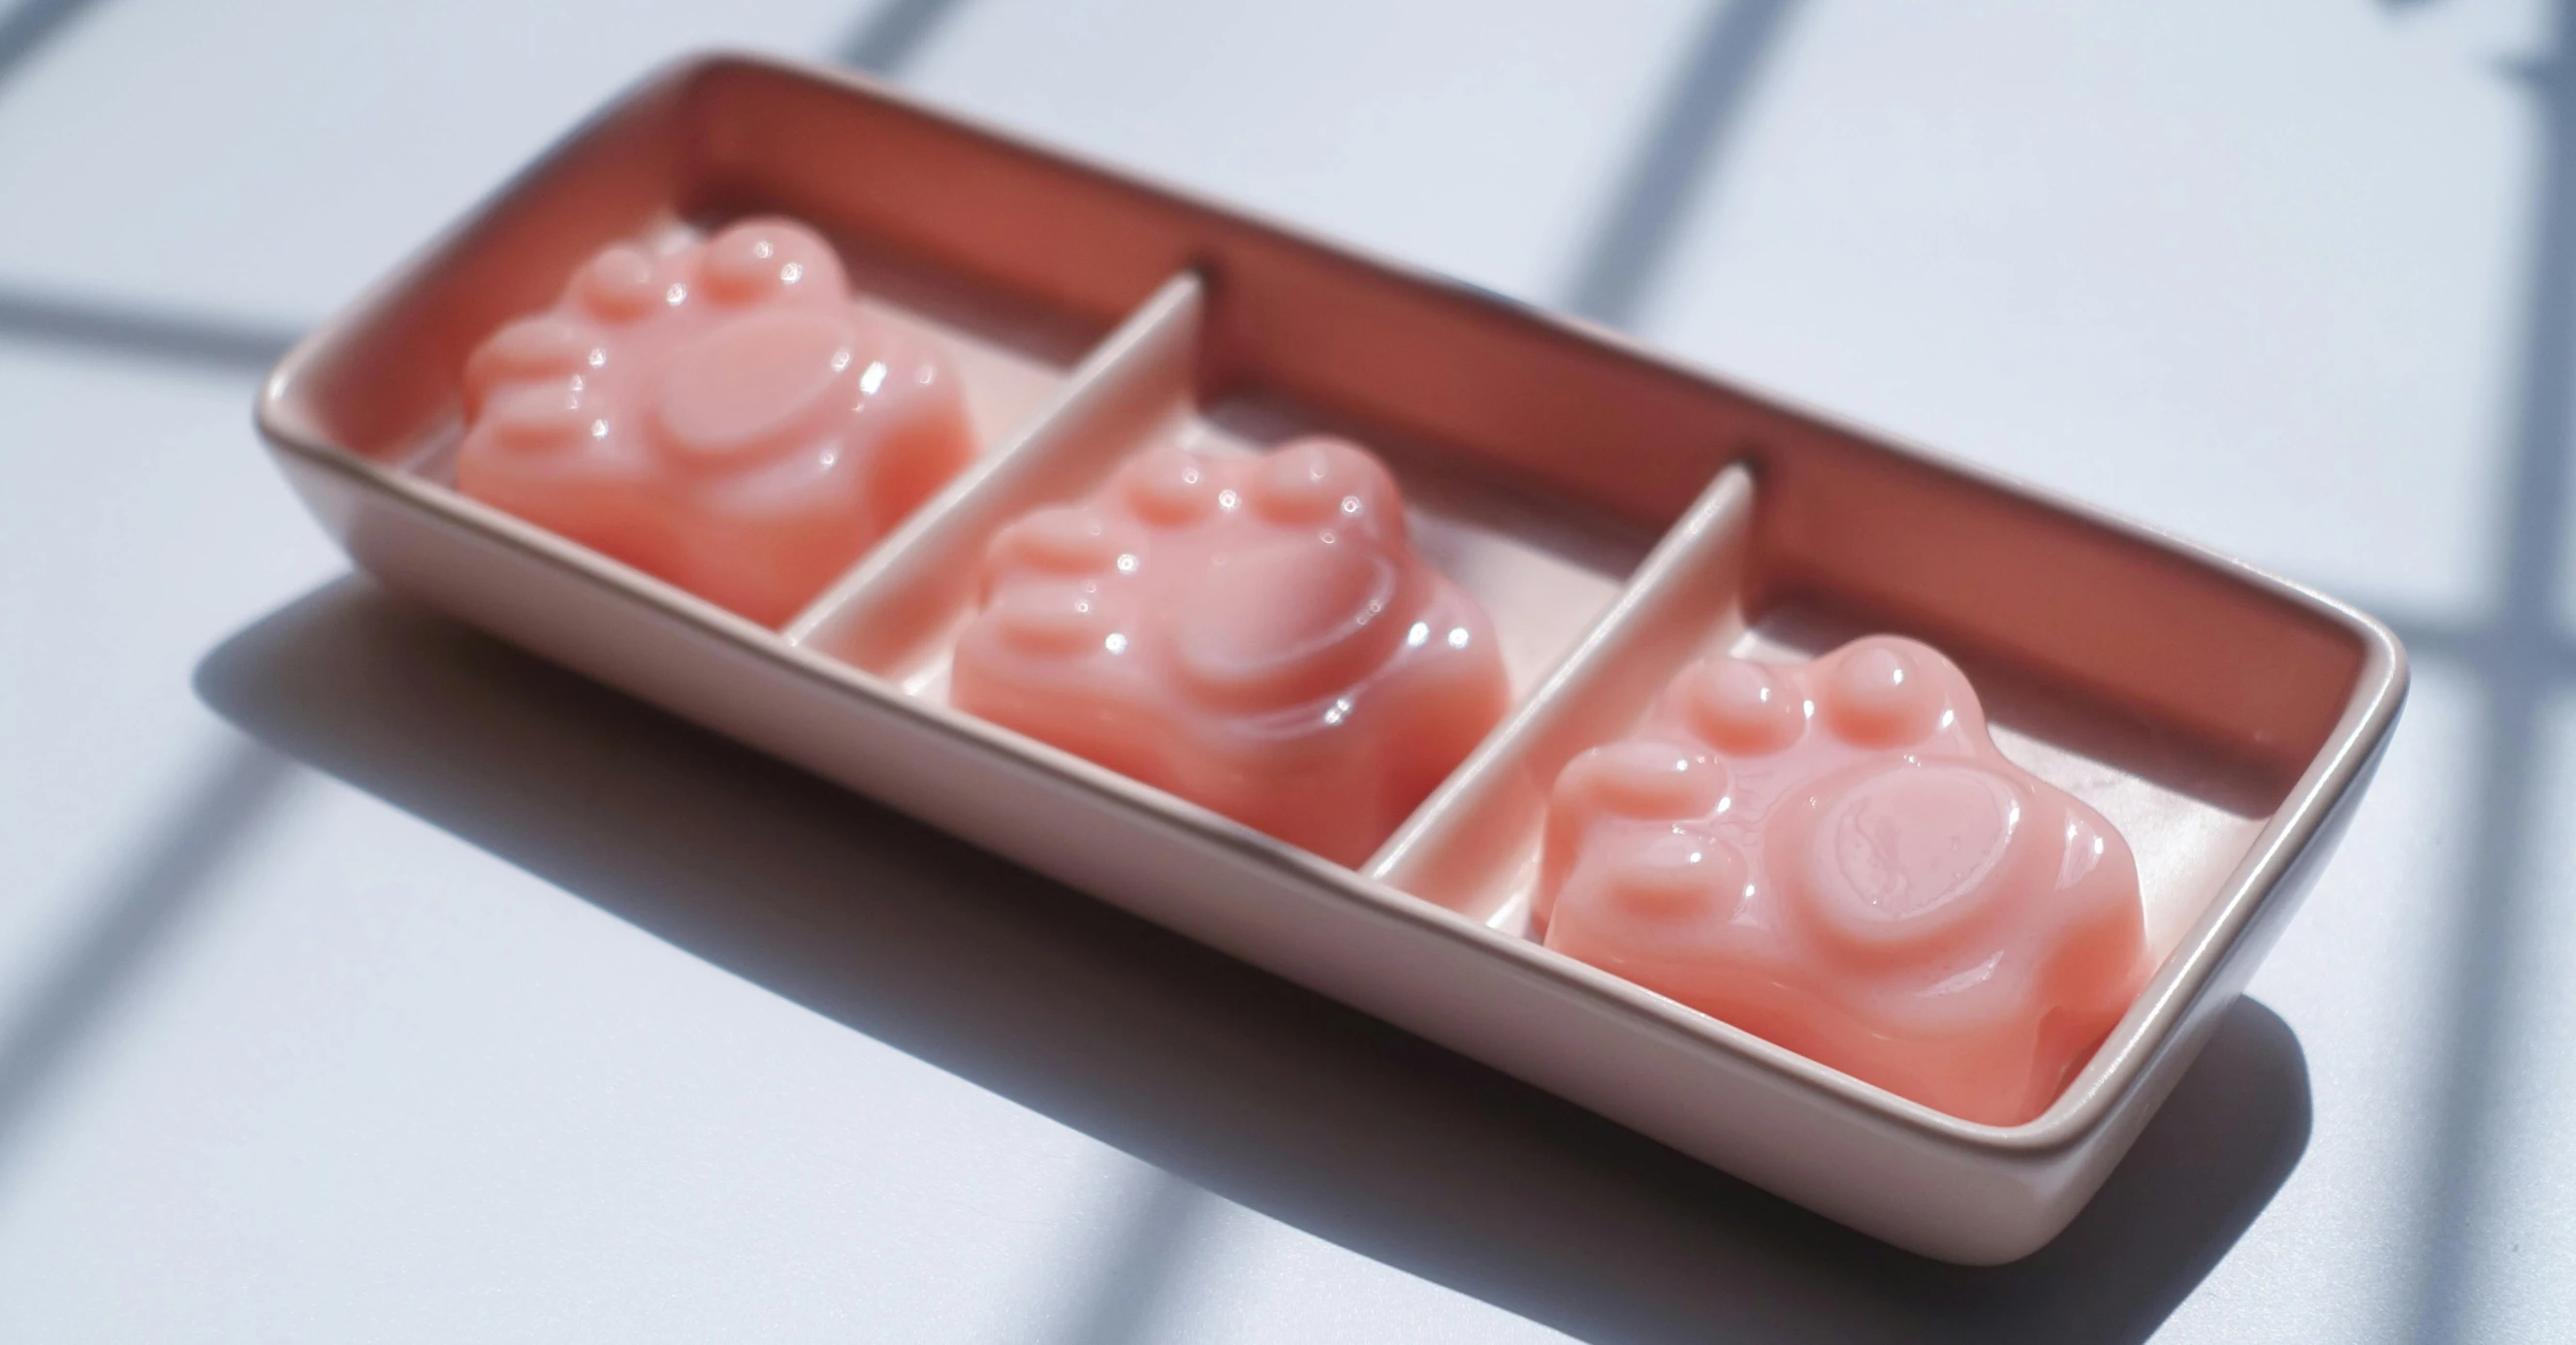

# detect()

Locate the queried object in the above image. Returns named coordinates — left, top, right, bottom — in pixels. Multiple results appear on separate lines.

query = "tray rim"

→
left=253, top=49, right=2410, bottom=1161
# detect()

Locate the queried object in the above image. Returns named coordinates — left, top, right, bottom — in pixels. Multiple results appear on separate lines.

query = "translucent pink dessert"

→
left=1538, top=636, right=2147, bottom=1125
left=950, top=437, right=1511, bottom=866
left=457, top=216, right=974, bottom=625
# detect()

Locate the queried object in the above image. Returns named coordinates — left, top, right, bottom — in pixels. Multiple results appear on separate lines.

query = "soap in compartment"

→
left=790, top=272, right=1661, bottom=865
left=293, top=127, right=1123, bottom=631
left=1375, top=440, right=2358, bottom=1127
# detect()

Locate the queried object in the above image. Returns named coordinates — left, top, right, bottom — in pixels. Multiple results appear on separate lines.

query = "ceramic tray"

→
left=254, top=52, right=2405, bottom=1265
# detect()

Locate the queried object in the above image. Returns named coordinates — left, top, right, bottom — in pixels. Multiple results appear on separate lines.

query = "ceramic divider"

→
left=1365, top=464, right=1757, bottom=932
left=781, top=270, right=1204, bottom=691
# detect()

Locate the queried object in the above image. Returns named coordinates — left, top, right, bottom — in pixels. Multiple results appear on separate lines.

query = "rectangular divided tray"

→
left=254, top=52, right=2405, bottom=1265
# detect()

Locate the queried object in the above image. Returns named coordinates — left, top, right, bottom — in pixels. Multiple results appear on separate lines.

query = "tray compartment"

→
left=1374, top=442, right=2337, bottom=980
left=390, top=211, right=1090, bottom=496
left=1367, top=442, right=2353, bottom=1125
left=267, top=95, right=1144, bottom=628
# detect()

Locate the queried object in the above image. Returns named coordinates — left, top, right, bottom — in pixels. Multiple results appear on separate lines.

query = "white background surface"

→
left=0, top=1, right=2565, bottom=1340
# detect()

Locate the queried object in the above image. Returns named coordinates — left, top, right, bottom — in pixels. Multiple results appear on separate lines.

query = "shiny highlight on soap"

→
left=950, top=437, right=1511, bottom=866
left=457, top=216, right=974, bottom=624
left=1539, top=636, right=2148, bottom=1125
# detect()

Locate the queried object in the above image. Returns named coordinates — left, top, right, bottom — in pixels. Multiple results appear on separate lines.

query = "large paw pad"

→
left=1539, top=636, right=2147, bottom=1125
left=950, top=437, right=1511, bottom=866
left=456, top=217, right=974, bottom=625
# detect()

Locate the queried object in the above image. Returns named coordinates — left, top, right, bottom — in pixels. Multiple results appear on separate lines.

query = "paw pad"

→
left=456, top=216, right=974, bottom=625
left=1539, top=636, right=2147, bottom=1125
left=950, top=436, right=1511, bottom=866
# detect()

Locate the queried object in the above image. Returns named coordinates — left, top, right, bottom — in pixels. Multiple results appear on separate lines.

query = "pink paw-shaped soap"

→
left=457, top=216, right=974, bottom=625
left=1539, top=636, right=2147, bottom=1125
left=950, top=437, right=1511, bottom=866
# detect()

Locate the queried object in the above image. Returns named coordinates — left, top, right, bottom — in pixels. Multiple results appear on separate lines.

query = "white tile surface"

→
left=906, top=0, right=1707, bottom=300
left=0, top=344, right=336, bottom=1005
left=0, top=0, right=863, bottom=324
left=2455, top=693, right=2576, bottom=1345
left=0, top=780, right=1120, bottom=1344
left=2153, top=665, right=2479, bottom=1344
left=1641, top=0, right=2538, bottom=614
left=1, top=0, right=2567, bottom=1340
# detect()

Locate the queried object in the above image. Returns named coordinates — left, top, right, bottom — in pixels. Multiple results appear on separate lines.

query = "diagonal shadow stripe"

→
left=201, top=579, right=2316, bottom=1344
left=1052, top=1172, right=1218, bottom=1345
left=2380, top=611, right=2576, bottom=678
left=0, top=0, right=972, bottom=375
left=0, top=0, right=308, bottom=376
left=1559, top=0, right=1802, bottom=327
left=0, top=741, right=298, bottom=1173
left=838, top=0, right=970, bottom=76
left=2405, top=2, right=2576, bottom=1339
left=1550, top=0, right=2576, bottom=1331
left=0, top=0, right=110, bottom=90
left=0, top=286, right=299, bottom=371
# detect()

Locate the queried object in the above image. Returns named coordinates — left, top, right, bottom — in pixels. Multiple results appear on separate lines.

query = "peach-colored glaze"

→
left=1538, top=636, right=2147, bottom=1125
left=950, top=437, right=1511, bottom=866
left=456, top=216, right=974, bottom=625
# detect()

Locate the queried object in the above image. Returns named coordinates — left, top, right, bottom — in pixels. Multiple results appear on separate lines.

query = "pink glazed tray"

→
left=253, top=53, right=2405, bottom=1265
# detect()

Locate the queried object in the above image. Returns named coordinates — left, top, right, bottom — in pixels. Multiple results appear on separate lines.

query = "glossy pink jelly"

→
left=950, top=437, right=1511, bottom=866
left=1537, top=636, right=2148, bottom=1125
left=457, top=216, right=974, bottom=625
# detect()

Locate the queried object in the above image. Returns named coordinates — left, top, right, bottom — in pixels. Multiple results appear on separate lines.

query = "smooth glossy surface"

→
left=457, top=216, right=973, bottom=625
left=950, top=437, right=1511, bottom=866
left=1541, top=636, right=2148, bottom=1126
